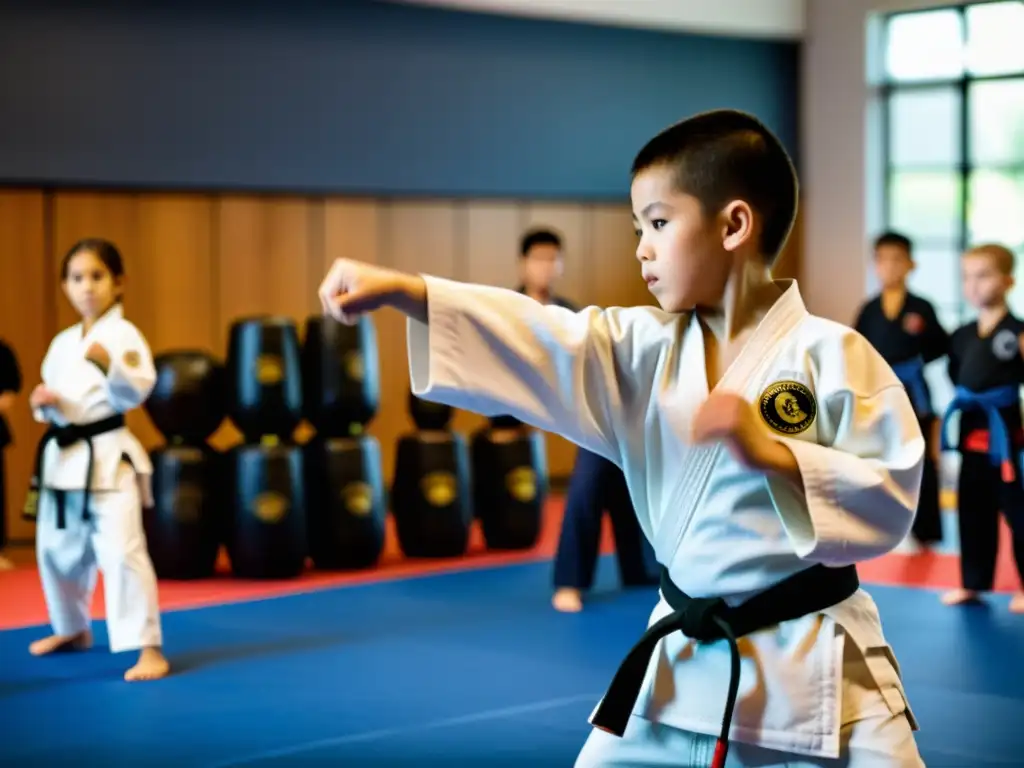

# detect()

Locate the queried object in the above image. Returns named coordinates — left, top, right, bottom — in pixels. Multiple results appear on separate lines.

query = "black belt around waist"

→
left=23, top=414, right=126, bottom=529
left=590, top=563, right=860, bottom=768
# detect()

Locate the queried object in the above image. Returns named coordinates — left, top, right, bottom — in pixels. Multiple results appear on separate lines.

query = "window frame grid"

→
left=877, top=2, right=1024, bottom=326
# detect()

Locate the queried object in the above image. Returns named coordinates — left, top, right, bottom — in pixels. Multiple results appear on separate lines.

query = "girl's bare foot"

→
left=1009, top=593, right=1024, bottom=614
left=552, top=587, right=584, bottom=613
left=0, top=554, right=14, bottom=571
left=124, top=646, right=170, bottom=682
left=29, top=630, right=92, bottom=655
left=941, top=588, right=981, bottom=606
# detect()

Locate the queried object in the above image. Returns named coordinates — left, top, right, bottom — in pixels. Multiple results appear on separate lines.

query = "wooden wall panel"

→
left=450, top=202, right=524, bottom=440
left=774, top=207, right=803, bottom=281
left=322, top=200, right=380, bottom=268
left=589, top=204, right=649, bottom=309
left=0, top=191, right=49, bottom=542
left=0, top=188, right=804, bottom=542
left=136, top=195, right=218, bottom=354
left=375, top=202, right=460, bottom=481
left=461, top=202, right=522, bottom=289
left=51, top=193, right=142, bottom=332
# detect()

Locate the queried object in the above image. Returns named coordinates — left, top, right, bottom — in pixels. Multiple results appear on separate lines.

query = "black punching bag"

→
left=489, top=414, right=524, bottom=429
left=225, top=443, right=307, bottom=579
left=304, top=437, right=386, bottom=570
left=142, top=350, right=227, bottom=579
left=146, top=350, right=227, bottom=445
left=472, top=427, right=547, bottom=550
left=409, top=392, right=453, bottom=432
left=302, top=315, right=380, bottom=437
left=144, top=446, right=222, bottom=579
left=391, top=433, right=472, bottom=558
left=227, top=317, right=303, bottom=442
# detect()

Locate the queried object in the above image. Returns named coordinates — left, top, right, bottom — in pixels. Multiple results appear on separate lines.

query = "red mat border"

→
left=1, top=501, right=1019, bottom=631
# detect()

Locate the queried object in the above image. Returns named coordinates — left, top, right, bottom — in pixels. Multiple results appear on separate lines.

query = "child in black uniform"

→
left=854, top=232, right=949, bottom=547
left=511, top=228, right=655, bottom=612
left=939, top=243, right=1024, bottom=613
left=0, top=338, right=22, bottom=570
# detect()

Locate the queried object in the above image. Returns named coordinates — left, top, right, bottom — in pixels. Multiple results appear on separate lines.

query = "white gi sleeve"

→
left=407, top=275, right=662, bottom=464
left=103, top=324, right=157, bottom=412
left=768, top=332, right=924, bottom=566
left=32, top=335, right=63, bottom=424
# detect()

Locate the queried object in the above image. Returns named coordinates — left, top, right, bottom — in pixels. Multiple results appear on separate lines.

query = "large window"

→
left=880, top=1, right=1024, bottom=330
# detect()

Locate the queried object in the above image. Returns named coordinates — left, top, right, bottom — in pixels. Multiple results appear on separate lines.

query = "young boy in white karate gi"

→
left=26, top=238, right=169, bottom=682
left=317, top=110, right=925, bottom=767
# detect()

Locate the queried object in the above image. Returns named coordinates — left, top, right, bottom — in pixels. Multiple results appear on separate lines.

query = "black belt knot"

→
left=672, top=595, right=730, bottom=642
left=23, top=414, right=126, bottom=529
left=52, top=422, right=99, bottom=448
left=590, top=563, right=859, bottom=768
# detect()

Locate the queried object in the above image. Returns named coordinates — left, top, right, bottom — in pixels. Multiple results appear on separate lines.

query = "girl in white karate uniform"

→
left=26, top=238, right=169, bottom=682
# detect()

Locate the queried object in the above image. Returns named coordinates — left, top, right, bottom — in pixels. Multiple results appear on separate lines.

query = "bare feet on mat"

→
left=1009, top=593, right=1024, bottom=614
left=0, top=554, right=14, bottom=571
left=941, top=588, right=981, bottom=606
left=29, top=630, right=92, bottom=655
left=552, top=587, right=584, bottom=613
left=124, top=646, right=171, bottom=682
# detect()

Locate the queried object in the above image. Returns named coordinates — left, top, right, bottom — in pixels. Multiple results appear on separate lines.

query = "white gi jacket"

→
left=407, top=276, right=924, bottom=759
left=34, top=304, right=155, bottom=495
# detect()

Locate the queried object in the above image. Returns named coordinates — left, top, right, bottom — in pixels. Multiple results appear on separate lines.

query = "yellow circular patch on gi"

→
left=758, top=380, right=816, bottom=435
left=122, top=349, right=141, bottom=369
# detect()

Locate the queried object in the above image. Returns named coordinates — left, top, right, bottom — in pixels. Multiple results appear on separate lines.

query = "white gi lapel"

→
left=61, top=305, right=127, bottom=423
left=656, top=282, right=809, bottom=563
left=717, top=280, right=809, bottom=397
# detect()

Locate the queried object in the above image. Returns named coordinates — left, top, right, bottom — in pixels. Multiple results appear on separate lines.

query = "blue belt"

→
left=890, top=356, right=932, bottom=418
left=939, top=384, right=1020, bottom=482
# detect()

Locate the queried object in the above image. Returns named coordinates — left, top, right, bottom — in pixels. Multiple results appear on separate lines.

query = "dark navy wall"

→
left=0, top=0, right=800, bottom=200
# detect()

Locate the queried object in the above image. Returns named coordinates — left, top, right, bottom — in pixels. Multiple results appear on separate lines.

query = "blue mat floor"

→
left=1, top=557, right=1022, bottom=767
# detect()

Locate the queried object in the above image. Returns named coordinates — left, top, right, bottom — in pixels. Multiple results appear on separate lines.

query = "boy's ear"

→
left=720, top=200, right=755, bottom=253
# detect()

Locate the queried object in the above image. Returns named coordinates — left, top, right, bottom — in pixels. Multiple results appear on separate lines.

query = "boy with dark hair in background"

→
left=853, top=231, right=949, bottom=548
left=516, top=227, right=655, bottom=613
left=0, top=338, right=22, bottom=570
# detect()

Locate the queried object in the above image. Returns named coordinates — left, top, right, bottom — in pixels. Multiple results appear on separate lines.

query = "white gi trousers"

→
left=575, top=633, right=925, bottom=768
left=35, top=462, right=163, bottom=653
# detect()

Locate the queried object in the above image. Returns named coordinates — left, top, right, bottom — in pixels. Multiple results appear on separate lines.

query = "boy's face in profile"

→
left=630, top=165, right=736, bottom=313
left=520, top=243, right=563, bottom=293
left=874, top=244, right=913, bottom=290
left=962, top=251, right=1013, bottom=309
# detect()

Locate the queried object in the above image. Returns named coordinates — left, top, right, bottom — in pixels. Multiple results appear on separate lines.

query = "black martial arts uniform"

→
left=552, top=446, right=656, bottom=591
left=940, top=313, right=1024, bottom=591
left=496, top=288, right=654, bottom=591
left=0, top=339, right=22, bottom=551
left=854, top=292, right=949, bottom=544
left=525, top=291, right=655, bottom=592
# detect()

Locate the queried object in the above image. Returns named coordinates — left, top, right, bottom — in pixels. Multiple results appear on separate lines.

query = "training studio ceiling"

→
left=390, top=0, right=807, bottom=40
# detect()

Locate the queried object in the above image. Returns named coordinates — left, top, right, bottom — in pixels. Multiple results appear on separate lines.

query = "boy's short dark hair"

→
left=631, top=109, right=798, bottom=264
left=520, top=228, right=562, bottom=257
left=873, top=231, right=913, bottom=255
